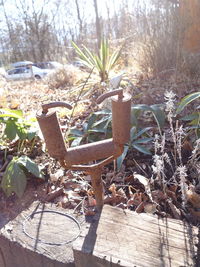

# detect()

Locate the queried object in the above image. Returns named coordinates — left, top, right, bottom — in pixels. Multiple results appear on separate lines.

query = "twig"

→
left=64, top=67, right=94, bottom=139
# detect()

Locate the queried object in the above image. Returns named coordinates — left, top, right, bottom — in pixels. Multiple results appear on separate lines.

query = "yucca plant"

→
left=72, top=39, right=121, bottom=82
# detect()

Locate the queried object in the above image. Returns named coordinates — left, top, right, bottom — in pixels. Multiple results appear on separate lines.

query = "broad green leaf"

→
left=88, top=128, right=106, bottom=134
left=131, top=108, right=141, bottom=127
left=176, top=92, right=200, bottom=114
left=94, top=109, right=111, bottom=115
left=150, top=104, right=165, bottom=129
left=133, top=137, right=153, bottom=144
left=1, top=159, right=27, bottom=197
left=131, top=127, right=152, bottom=141
left=92, top=115, right=111, bottom=127
left=17, top=156, right=44, bottom=179
left=69, top=128, right=84, bottom=137
left=187, top=125, right=200, bottom=129
left=181, top=112, right=200, bottom=121
left=87, top=113, right=97, bottom=130
left=132, top=104, right=151, bottom=111
left=132, top=144, right=152, bottom=155
left=16, top=126, right=27, bottom=140
left=71, top=137, right=83, bottom=147
left=117, top=145, right=129, bottom=171
left=4, top=120, right=17, bottom=140
left=27, top=130, right=37, bottom=141
left=130, top=126, right=137, bottom=140
left=0, top=109, right=23, bottom=119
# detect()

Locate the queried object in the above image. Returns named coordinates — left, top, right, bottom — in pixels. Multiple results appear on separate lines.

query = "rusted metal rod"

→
left=42, top=101, right=72, bottom=114
left=90, top=168, right=104, bottom=210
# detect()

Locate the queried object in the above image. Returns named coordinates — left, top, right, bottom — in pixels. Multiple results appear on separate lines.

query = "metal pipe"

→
left=64, top=138, right=122, bottom=166
left=89, top=168, right=104, bottom=210
left=36, top=111, right=67, bottom=159
left=111, top=93, right=131, bottom=144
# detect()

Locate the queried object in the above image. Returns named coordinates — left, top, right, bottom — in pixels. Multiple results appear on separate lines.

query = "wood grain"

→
left=73, top=205, right=198, bottom=267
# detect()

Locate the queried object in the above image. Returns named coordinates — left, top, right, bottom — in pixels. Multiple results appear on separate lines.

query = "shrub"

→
left=46, top=65, right=84, bottom=89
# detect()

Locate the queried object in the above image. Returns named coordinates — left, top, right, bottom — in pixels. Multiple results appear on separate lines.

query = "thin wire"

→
left=22, top=210, right=81, bottom=246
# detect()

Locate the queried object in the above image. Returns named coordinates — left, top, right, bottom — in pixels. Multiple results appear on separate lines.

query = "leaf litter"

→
left=0, top=74, right=200, bottom=226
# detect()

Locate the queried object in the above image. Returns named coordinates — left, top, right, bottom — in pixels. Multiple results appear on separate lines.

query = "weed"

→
left=0, top=108, right=39, bottom=154
left=1, top=155, right=44, bottom=197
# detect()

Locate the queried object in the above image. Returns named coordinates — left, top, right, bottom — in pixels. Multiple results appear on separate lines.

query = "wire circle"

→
left=22, top=210, right=81, bottom=246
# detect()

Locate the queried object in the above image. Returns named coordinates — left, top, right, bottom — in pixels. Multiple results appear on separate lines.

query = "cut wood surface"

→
left=0, top=201, right=87, bottom=267
left=73, top=205, right=198, bottom=267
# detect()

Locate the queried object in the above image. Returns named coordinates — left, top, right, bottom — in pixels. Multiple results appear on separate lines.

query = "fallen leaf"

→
left=167, top=199, right=181, bottom=220
left=186, top=185, right=200, bottom=209
left=109, top=183, right=117, bottom=197
left=88, top=195, right=96, bottom=207
left=45, top=187, right=64, bottom=202
left=152, top=190, right=167, bottom=202
left=135, top=202, right=145, bottom=213
left=144, top=203, right=157, bottom=214
left=166, top=188, right=177, bottom=203
left=49, top=169, right=64, bottom=182
left=134, top=173, right=152, bottom=201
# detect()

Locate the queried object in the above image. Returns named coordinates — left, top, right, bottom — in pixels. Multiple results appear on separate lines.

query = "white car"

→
left=5, top=66, right=50, bottom=80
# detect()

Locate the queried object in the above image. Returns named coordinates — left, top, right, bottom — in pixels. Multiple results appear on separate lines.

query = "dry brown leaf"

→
left=168, top=184, right=178, bottom=193
left=188, top=208, right=200, bottom=220
left=45, top=187, right=64, bottom=202
left=10, top=100, right=20, bottom=109
left=49, top=169, right=64, bottom=183
left=116, top=188, right=127, bottom=199
left=167, top=199, right=181, bottom=220
left=109, top=183, right=117, bottom=197
left=127, top=192, right=143, bottom=207
left=135, top=202, right=145, bottom=213
left=64, top=189, right=82, bottom=202
left=165, top=188, right=177, bottom=203
left=144, top=203, right=157, bottom=214
left=134, top=173, right=152, bottom=201
left=186, top=185, right=200, bottom=209
left=88, top=195, right=96, bottom=207
left=152, top=190, right=167, bottom=202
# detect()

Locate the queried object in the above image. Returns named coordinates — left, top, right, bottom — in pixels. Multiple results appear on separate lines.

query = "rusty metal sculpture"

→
left=36, top=89, right=131, bottom=210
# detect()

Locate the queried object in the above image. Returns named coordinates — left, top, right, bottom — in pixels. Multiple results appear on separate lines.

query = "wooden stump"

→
left=0, top=201, right=85, bottom=267
left=73, top=205, right=198, bottom=267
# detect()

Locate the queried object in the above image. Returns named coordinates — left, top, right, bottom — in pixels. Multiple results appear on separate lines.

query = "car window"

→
left=23, top=68, right=30, bottom=73
left=7, top=69, right=15, bottom=75
left=14, top=68, right=24, bottom=74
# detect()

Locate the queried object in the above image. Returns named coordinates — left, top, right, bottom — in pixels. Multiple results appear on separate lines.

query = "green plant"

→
left=0, top=108, right=39, bottom=152
left=68, top=109, right=112, bottom=146
left=176, top=92, right=200, bottom=138
left=176, top=92, right=200, bottom=114
left=116, top=104, right=166, bottom=169
left=117, top=126, right=153, bottom=170
left=68, top=102, right=165, bottom=170
left=1, top=156, right=44, bottom=197
left=132, top=104, right=165, bottom=136
left=72, top=39, right=121, bottom=82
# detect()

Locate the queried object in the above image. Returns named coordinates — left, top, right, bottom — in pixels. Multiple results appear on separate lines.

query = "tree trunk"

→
left=93, top=0, right=101, bottom=51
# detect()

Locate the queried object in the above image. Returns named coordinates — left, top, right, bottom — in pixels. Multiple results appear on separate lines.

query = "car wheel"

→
left=34, top=75, right=41, bottom=79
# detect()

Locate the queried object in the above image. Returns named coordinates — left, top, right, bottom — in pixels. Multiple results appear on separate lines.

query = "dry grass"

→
left=45, top=65, right=86, bottom=89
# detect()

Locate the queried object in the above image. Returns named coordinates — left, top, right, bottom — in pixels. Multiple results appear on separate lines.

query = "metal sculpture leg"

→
left=89, top=168, right=104, bottom=210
